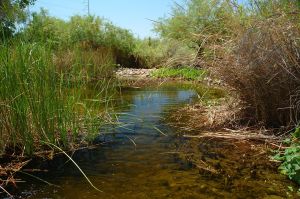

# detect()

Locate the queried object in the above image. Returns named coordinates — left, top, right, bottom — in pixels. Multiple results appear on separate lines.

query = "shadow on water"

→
left=12, top=82, right=297, bottom=199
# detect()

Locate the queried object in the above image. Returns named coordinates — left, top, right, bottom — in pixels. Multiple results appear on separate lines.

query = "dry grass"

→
left=217, top=14, right=300, bottom=128
left=167, top=96, right=241, bottom=132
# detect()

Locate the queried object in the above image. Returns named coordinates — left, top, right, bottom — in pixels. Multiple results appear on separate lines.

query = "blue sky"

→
left=30, top=0, right=184, bottom=38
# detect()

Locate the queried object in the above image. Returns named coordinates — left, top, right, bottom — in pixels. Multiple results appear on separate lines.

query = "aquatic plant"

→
left=0, top=42, right=117, bottom=156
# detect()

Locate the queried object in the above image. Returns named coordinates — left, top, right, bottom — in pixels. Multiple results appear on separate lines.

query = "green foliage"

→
left=21, top=9, right=199, bottom=69
left=153, top=0, right=299, bottom=66
left=133, top=38, right=166, bottom=68
left=152, top=0, right=252, bottom=68
left=23, top=9, right=67, bottom=46
left=293, top=128, right=300, bottom=139
left=133, top=38, right=196, bottom=68
left=102, top=22, right=136, bottom=55
left=23, top=10, right=136, bottom=52
left=0, top=0, right=35, bottom=39
left=151, top=67, right=207, bottom=80
left=69, top=15, right=102, bottom=46
left=21, top=10, right=140, bottom=67
left=154, top=0, right=246, bottom=48
left=274, top=127, right=300, bottom=185
left=248, top=0, right=300, bottom=17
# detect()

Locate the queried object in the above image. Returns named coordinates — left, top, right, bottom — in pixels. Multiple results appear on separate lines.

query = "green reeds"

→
left=0, top=42, right=117, bottom=156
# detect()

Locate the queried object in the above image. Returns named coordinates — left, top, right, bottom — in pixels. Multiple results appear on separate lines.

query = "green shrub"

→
left=154, top=0, right=246, bottom=63
left=22, top=9, right=68, bottom=47
left=22, top=9, right=139, bottom=67
left=134, top=38, right=197, bottom=68
left=274, top=127, right=300, bottom=185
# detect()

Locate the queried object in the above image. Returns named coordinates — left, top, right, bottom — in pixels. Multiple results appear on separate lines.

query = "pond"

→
left=13, top=82, right=296, bottom=198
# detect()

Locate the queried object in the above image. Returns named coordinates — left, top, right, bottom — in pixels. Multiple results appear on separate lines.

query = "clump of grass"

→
left=151, top=67, right=207, bottom=80
left=0, top=42, right=117, bottom=156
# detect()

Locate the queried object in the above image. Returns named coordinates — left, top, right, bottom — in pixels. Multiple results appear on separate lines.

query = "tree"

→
left=0, top=0, right=35, bottom=39
left=154, top=0, right=247, bottom=60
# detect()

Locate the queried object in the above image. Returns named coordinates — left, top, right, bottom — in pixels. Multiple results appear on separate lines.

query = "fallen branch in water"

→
left=183, top=131, right=279, bottom=141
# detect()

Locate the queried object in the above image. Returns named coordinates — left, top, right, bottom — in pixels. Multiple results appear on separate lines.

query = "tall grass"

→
left=0, top=42, right=117, bottom=156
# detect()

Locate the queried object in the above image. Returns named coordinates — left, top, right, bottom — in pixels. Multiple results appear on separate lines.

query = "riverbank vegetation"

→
left=154, top=0, right=300, bottom=186
left=155, top=0, right=300, bottom=127
left=1, top=5, right=163, bottom=158
left=0, top=42, right=119, bottom=156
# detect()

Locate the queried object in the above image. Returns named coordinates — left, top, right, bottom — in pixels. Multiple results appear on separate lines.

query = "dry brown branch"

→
left=183, top=131, right=279, bottom=141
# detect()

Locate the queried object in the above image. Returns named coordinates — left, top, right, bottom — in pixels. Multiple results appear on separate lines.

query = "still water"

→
left=15, top=83, right=296, bottom=199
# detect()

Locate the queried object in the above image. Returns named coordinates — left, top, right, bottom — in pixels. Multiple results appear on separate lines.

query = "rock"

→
left=116, top=68, right=156, bottom=79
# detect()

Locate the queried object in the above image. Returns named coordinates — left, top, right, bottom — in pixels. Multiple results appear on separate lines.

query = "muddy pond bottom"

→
left=15, top=83, right=296, bottom=199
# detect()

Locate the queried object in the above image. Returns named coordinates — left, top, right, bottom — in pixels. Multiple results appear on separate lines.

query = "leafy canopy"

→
left=0, top=0, right=35, bottom=38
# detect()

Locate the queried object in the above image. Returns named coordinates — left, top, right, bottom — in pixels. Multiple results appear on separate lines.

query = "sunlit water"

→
left=13, top=83, right=296, bottom=199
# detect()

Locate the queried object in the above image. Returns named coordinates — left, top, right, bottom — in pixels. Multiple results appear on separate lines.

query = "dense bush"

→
left=219, top=14, right=300, bottom=127
left=21, top=10, right=139, bottom=67
left=154, top=0, right=246, bottom=65
left=134, top=38, right=196, bottom=68
left=21, top=9, right=200, bottom=69
left=155, top=0, right=300, bottom=127
left=274, top=127, right=300, bottom=185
